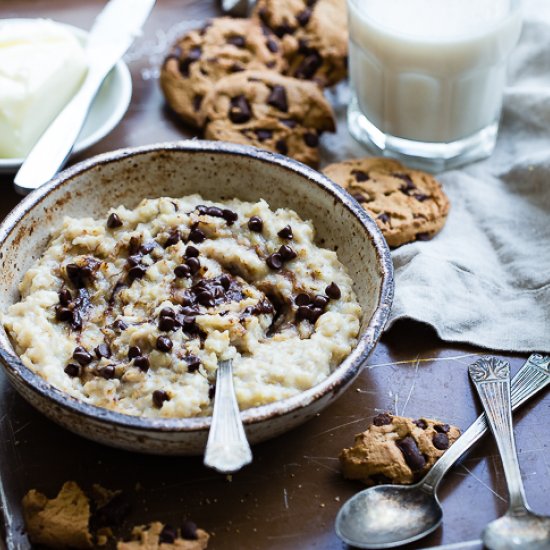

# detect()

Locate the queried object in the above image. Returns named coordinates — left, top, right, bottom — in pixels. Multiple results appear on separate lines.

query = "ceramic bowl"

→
left=0, top=141, right=393, bottom=455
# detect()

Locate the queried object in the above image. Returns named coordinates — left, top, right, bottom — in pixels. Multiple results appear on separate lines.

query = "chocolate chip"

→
left=113, top=320, right=128, bottom=331
left=248, top=216, right=263, bottom=232
left=396, top=436, right=426, bottom=471
left=222, top=209, right=238, bottom=225
left=416, top=232, right=431, bottom=241
left=434, top=424, right=450, bottom=433
left=281, top=119, right=297, bottom=128
left=227, top=34, right=246, bottom=48
left=128, top=265, right=147, bottom=282
left=304, top=132, right=318, bottom=147
left=296, top=8, right=312, bottom=26
left=64, top=364, right=80, bottom=377
left=58, top=288, right=72, bottom=306
left=186, top=256, right=201, bottom=275
left=295, top=293, right=311, bottom=306
left=394, top=173, right=416, bottom=193
left=309, top=307, right=324, bottom=323
left=174, top=264, right=191, bottom=278
left=160, top=307, right=175, bottom=318
left=253, top=299, right=274, bottom=315
left=229, top=95, right=252, bottom=123
left=95, top=344, right=111, bottom=359
left=179, top=46, right=201, bottom=76
left=377, top=213, right=390, bottom=224
left=296, top=305, right=311, bottom=321
left=159, top=315, right=176, bottom=332
left=267, top=85, right=288, bottom=112
left=196, top=205, right=208, bottom=215
left=134, top=356, right=150, bottom=372
left=181, top=520, right=198, bottom=540
left=197, top=291, right=215, bottom=307
left=433, top=432, right=450, bottom=450
left=219, top=275, right=231, bottom=290
left=188, top=228, right=206, bottom=243
left=66, top=263, right=85, bottom=288
left=185, top=245, right=200, bottom=258
left=266, top=253, right=283, bottom=270
left=266, top=37, right=279, bottom=53
left=73, top=346, right=93, bottom=366
left=277, top=225, right=293, bottom=239
left=230, top=62, right=244, bottom=73
left=325, top=282, right=341, bottom=299
left=156, top=336, right=173, bottom=352
left=55, top=306, right=73, bottom=323
left=164, top=229, right=182, bottom=248
left=192, top=95, right=203, bottom=112
left=413, top=419, right=428, bottom=430
left=99, top=365, right=116, bottom=380
left=274, top=23, right=294, bottom=37
left=352, top=170, right=369, bottom=182
left=141, top=241, right=158, bottom=256
left=306, top=0, right=318, bottom=6
left=128, top=346, right=141, bottom=360
left=127, top=255, right=142, bottom=267
left=128, top=236, right=141, bottom=255
left=414, top=193, right=428, bottom=202
left=373, top=413, right=393, bottom=426
left=208, top=384, right=216, bottom=400
left=254, top=129, right=273, bottom=142
left=294, top=51, right=322, bottom=79
left=313, top=295, right=329, bottom=308
left=184, top=355, right=201, bottom=373
left=107, top=213, right=123, bottom=229
left=153, top=390, right=170, bottom=408
left=206, top=206, right=224, bottom=218
left=275, top=139, right=288, bottom=155
left=278, top=245, right=297, bottom=261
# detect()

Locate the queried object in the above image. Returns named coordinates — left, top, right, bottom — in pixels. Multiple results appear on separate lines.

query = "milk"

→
left=348, top=0, right=522, bottom=146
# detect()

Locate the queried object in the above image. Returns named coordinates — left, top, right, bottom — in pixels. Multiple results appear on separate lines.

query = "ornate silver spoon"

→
left=469, top=357, right=550, bottom=550
left=204, top=359, right=252, bottom=473
left=335, top=354, right=550, bottom=549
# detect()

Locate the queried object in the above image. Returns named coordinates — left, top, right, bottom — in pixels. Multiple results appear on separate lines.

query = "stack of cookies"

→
left=160, top=0, right=348, bottom=167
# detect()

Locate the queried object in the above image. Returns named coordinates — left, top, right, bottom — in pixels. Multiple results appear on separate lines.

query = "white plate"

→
left=0, top=21, right=132, bottom=174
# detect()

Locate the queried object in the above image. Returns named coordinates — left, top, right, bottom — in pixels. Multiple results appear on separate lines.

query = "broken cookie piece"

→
left=340, top=413, right=460, bottom=485
left=117, top=521, right=210, bottom=549
left=22, top=481, right=93, bottom=549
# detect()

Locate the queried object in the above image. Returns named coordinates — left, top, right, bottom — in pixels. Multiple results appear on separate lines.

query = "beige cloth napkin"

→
left=321, top=0, right=550, bottom=353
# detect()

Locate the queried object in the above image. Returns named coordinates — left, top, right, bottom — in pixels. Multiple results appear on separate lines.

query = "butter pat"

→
left=0, top=19, right=88, bottom=158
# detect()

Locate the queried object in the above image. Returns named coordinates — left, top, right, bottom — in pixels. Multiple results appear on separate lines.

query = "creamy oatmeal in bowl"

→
left=3, top=195, right=361, bottom=418
left=0, top=141, right=393, bottom=454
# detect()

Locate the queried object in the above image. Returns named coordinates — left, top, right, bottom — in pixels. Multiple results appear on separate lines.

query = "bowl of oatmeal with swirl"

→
left=0, top=141, right=393, bottom=454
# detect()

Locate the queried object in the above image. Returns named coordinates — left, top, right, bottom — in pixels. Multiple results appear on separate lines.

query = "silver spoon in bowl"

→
left=204, top=359, right=252, bottom=473
left=335, top=354, right=550, bottom=549
left=469, top=357, right=550, bottom=550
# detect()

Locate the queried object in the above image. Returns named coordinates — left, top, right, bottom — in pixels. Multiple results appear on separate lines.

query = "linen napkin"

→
left=321, top=0, right=550, bottom=353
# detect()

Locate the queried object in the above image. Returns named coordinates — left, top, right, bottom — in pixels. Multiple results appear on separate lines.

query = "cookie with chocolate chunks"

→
left=339, top=413, right=460, bottom=486
left=201, top=70, right=335, bottom=167
left=253, top=0, right=348, bottom=87
left=160, top=17, right=285, bottom=128
left=323, top=157, right=450, bottom=247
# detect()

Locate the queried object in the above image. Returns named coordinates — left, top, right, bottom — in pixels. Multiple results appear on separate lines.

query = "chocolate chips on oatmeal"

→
left=248, top=216, right=263, bottom=232
left=156, top=336, right=174, bottom=352
left=325, top=282, right=341, bottom=299
left=106, top=213, right=123, bottom=229
left=152, top=389, right=171, bottom=408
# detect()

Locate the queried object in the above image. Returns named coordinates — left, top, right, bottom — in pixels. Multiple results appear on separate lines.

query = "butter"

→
left=0, top=19, right=88, bottom=158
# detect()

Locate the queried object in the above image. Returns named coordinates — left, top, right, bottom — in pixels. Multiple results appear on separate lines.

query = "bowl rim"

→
left=0, top=140, right=394, bottom=432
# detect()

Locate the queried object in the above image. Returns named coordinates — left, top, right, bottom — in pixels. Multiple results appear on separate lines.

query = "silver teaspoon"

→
left=469, top=357, right=550, bottom=550
left=335, top=354, right=550, bottom=549
left=204, top=359, right=252, bottom=473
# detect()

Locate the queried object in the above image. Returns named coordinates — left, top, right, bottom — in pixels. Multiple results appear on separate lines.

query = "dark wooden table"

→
left=0, top=2, right=548, bottom=549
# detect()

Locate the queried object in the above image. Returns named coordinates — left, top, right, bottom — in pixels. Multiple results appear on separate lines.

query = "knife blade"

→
left=14, top=0, right=155, bottom=195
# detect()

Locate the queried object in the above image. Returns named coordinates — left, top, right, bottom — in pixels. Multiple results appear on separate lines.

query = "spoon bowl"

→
left=335, top=484, right=442, bottom=549
left=483, top=511, right=550, bottom=550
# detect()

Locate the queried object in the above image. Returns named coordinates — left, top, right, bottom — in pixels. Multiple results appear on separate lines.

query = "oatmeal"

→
left=3, top=196, right=361, bottom=418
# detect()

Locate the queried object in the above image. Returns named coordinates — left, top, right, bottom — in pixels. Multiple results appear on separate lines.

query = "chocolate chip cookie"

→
left=160, top=17, right=285, bottom=128
left=340, top=413, right=461, bottom=486
left=201, top=70, right=336, bottom=166
left=253, top=0, right=348, bottom=87
left=117, top=521, right=209, bottom=549
left=323, top=158, right=450, bottom=247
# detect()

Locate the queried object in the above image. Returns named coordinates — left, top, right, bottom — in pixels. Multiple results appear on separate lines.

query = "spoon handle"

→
left=469, top=357, right=528, bottom=513
left=204, top=359, right=252, bottom=473
left=422, top=354, right=550, bottom=491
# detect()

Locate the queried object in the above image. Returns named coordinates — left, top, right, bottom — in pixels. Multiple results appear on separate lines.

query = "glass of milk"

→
left=347, top=0, right=522, bottom=170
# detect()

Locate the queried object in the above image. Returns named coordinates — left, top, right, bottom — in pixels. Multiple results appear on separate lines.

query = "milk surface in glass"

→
left=347, top=0, right=522, bottom=169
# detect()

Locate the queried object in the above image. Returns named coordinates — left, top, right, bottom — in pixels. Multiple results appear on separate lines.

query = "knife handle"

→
left=13, top=71, right=104, bottom=196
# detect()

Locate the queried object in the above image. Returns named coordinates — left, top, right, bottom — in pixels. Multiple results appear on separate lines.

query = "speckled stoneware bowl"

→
left=0, top=141, right=393, bottom=455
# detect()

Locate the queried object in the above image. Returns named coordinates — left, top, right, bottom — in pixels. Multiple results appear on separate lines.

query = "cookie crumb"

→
left=117, top=521, right=209, bottom=549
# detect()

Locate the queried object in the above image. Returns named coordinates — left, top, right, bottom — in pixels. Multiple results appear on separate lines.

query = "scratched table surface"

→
left=0, top=1, right=549, bottom=549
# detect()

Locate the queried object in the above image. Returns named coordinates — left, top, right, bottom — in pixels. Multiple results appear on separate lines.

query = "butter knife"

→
left=14, top=0, right=156, bottom=195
